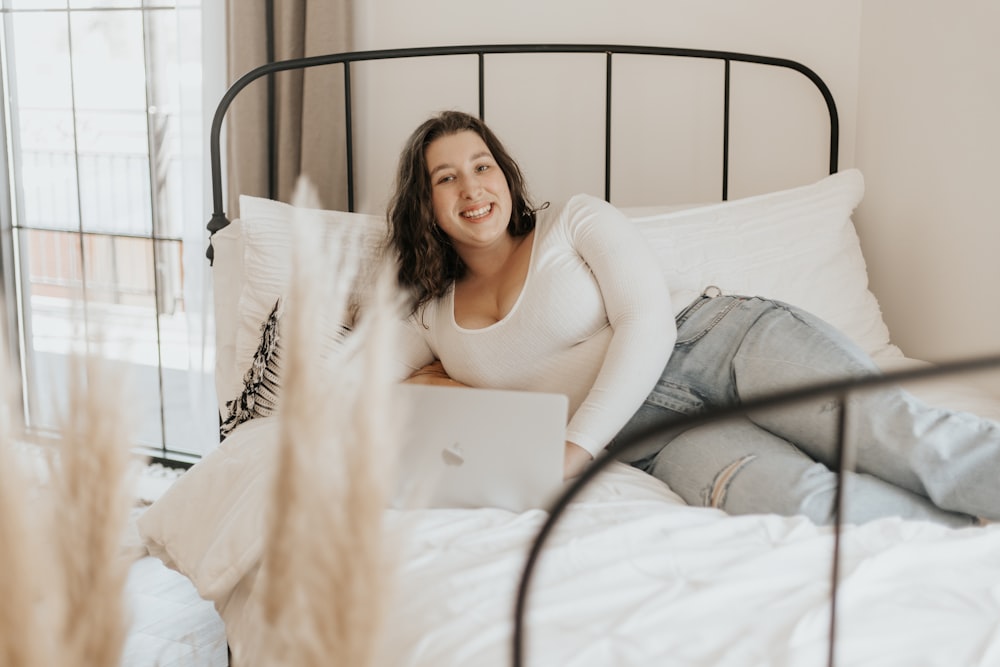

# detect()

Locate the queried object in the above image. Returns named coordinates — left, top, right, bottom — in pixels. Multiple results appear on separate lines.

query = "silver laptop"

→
left=393, top=384, right=569, bottom=512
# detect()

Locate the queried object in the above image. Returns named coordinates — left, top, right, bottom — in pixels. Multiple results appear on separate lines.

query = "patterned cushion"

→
left=220, top=299, right=283, bottom=438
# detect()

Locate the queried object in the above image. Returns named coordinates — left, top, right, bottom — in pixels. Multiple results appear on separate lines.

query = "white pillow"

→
left=230, top=195, right=388, bottom=403
left=626, top=169, right=901, bottom=359
left=138, top=416, right=280, bottom=601
left=211, top=220, right=246, bottom=416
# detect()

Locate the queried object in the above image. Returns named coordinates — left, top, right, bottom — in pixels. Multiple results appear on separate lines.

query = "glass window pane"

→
left=4, top=2, right=212, bottom=463
left=20, top=119, right=81, bottom=231
left=10, top=13, right=80, bottom=232
left=146, top=8, right=181, bottom=238
left=77, top=140, right=153, bottom=235
left=70, top=10, right=147, bottom=111
left=22, top=228, right=83, bottom=299
left=19, top=229, right=165, bottom=445
left=156, top=239, right=215, bottom=456
left=10, top=13, right=73, bottom=109
left=69, top=11, right=152, bottom=235
left=83, top=234, right=157, bottom=308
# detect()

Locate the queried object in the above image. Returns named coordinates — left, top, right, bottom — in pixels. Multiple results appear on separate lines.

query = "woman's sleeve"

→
left=391, top=314, right=436, bottom=381
left=564, top=195, right=676, bottom=456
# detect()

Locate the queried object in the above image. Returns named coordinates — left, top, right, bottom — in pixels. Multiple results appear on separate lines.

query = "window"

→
left=1, top=0, right=218, bottom=462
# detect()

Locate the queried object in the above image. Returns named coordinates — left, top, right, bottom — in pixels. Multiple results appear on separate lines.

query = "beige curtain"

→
left=225, top=0, right=354, bottom=218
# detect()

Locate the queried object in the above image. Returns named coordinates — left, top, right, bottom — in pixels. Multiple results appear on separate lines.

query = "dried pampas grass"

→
left=0, top=321, right=141, bottom=667
left=47, top=354, right=140, bottom=667
left=0, top=335, right=55, bottom=666
left=252, top=178, right=403, bottom=667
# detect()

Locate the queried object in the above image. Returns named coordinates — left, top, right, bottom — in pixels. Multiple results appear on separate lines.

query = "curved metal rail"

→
left=205, top=43, right=840, bottom=262
left=511, top=353, right=1000, bottom=667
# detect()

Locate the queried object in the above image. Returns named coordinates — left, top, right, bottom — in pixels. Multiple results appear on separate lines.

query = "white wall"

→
left=351, top=0, right=863, bottom=213
left=855, top=1, right=1000, bottom=391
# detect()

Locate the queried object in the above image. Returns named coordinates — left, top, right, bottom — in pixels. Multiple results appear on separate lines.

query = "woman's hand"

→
left=404, top=360, right=469, bottom=388
left=564, top=441, right=594, bottom=480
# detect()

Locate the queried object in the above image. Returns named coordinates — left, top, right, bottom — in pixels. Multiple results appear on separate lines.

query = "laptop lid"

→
left=393, top=384, right=568, bottom=512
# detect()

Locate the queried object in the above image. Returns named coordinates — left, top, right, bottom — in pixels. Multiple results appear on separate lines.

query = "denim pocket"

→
left=674, top=295, right=710, bottom=329
left=675, top=296, right=746, bottom=346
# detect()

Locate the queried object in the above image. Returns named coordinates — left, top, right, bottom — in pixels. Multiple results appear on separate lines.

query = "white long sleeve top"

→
left=395, top=194, right=676, bottom=456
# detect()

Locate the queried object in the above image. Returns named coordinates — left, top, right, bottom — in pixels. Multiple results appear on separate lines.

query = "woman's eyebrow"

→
left=429, top=162, right=453, bottom=177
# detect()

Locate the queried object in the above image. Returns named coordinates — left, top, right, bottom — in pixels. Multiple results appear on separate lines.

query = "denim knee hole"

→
left=705, top=454, right=757, bottom=509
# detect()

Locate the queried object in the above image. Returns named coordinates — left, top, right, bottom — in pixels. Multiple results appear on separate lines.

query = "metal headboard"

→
left=204, top=43, right=840, bottom=262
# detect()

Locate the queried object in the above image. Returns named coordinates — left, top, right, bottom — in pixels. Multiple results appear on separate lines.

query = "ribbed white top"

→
left=396, top=194, right=675, bottom=456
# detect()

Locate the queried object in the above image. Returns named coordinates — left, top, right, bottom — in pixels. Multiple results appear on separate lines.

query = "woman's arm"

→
left=564, top=441, right=593, bottom=480
left=404, top=360, right=469, bottom=388
left=564, top=195, right=676, bottom=456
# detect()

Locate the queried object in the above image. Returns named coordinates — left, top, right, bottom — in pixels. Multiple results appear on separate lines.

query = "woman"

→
left=388, top=110, right=998, bottom=527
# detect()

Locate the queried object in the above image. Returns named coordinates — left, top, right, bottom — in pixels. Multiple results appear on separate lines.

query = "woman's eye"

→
left=437, top=175, right=454, bottom=184
left=476, top=164, right=490, bottom=173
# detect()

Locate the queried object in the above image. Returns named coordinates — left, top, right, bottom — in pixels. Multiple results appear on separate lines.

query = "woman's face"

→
left=425, top=130, right=513, bottom=253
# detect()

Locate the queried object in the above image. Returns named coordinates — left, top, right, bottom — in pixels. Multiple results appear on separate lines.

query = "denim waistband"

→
left=674, top=285, right=725, bottom=323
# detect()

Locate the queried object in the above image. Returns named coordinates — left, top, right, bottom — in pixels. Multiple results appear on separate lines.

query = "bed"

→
left=139, top=44, right=1000, bottom=667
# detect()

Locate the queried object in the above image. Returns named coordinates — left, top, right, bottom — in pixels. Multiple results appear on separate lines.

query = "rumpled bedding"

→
left=139, top=405, right=1000, bottom=667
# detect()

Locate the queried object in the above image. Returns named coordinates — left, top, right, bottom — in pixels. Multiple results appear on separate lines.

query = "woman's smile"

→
left=461, top=203, right=493, bottom=220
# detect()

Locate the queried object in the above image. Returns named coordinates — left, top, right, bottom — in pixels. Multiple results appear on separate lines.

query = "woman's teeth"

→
left=461, top=204, right=491, bottom=219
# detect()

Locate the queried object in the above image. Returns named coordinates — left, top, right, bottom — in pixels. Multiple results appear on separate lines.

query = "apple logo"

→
left=441, top=442, right=465, bottom=467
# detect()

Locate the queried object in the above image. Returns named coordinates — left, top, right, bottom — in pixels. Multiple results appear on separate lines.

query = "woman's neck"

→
left=457, top=233, right=528, bottom=283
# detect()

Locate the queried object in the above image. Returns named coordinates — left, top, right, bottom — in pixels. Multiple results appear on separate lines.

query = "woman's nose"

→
left=459, top=174, right=482, bottom=198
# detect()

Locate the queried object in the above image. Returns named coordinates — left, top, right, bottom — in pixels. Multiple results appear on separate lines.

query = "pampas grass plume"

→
left=253, top=177, right=401, bottom=667
left=48, top=353, right=140, bottom=667
left=0, top=330, right=55, bottom=666
left=0, top=317, right=140, bottom=667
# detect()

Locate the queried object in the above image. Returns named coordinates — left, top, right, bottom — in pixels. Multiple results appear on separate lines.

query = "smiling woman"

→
left=389, top=110, right=674, bottom=480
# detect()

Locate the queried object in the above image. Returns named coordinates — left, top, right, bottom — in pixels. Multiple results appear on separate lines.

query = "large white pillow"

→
left=228, top=195, right=388, bottom=407
left=211, top=220, right=246, bottom=417
left=625, top=169, right=901, bottom=359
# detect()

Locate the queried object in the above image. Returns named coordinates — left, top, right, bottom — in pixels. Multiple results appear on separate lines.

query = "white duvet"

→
left=140, top=377, right=1000, bottom=667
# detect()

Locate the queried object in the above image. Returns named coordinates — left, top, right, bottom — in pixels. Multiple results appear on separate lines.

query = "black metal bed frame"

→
left=204, top=43, right=840, bottom=262
left=204, top=44, right=1000, bottom=667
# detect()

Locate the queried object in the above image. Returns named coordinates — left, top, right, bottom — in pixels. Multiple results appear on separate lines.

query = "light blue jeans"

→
left=615, top=292, right=999, bottom=527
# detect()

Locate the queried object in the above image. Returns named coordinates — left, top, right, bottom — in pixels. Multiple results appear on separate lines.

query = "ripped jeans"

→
left=615, top=292, right=1000, bottom=527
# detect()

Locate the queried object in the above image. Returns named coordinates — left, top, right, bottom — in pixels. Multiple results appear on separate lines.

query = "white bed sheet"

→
left=219, top=451, right=1000, bottom=667
left=372, top=467, right=1000, bottom=667
left=141, top=361, right=1000, bottom=667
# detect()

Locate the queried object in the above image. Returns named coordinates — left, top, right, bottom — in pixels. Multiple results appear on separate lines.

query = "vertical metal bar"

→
left=140, top=5, right=168, bottom=459
left=722, top=59, right=731, bottom=201
left=478, top=52, right=485, bottom=120
left=64, top=8, right=91, bottom=344
left=829, top=112, right=840, bottom=175
left=604, top=51, right=612, bottom=202
left=0, top=7, right=30, bottom=423
left=344, top=61, right=355, bottom=213
left=828, top=390, right=848, bottom=667
left=266, top=0, right=277, bottom=200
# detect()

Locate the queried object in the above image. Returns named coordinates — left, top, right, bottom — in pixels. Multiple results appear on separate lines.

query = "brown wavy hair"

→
left=387, top=111, right=540, bottom=315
